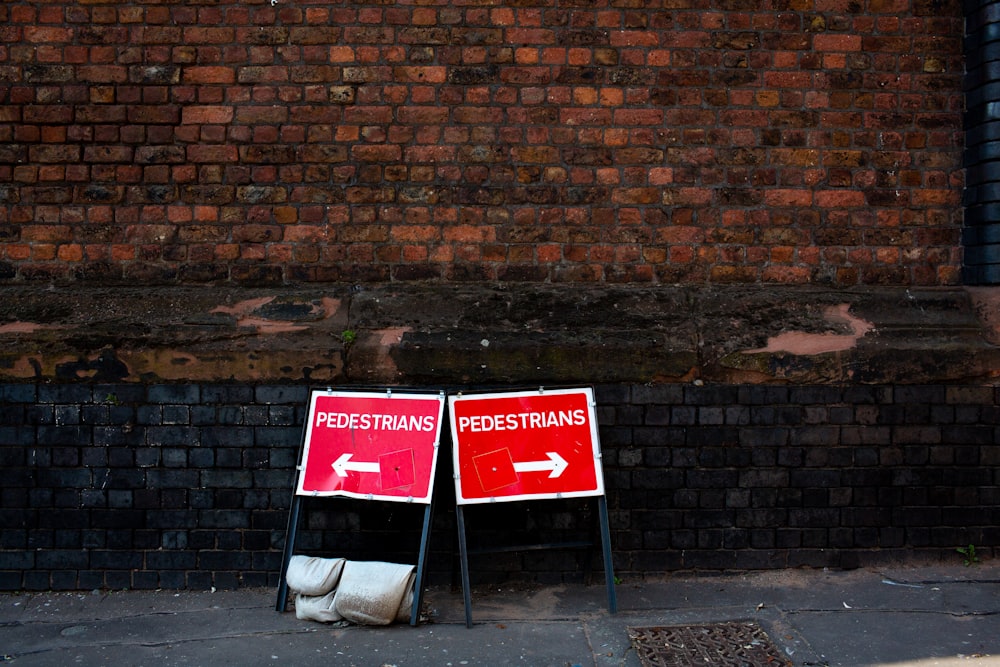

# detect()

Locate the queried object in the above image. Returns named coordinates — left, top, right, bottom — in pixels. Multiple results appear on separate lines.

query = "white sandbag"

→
left=333, top=561, right=416, bottom=625
left=285, top=555, right=345, bottom=596
left=294, top=590, right=343, bottom=623
left=393, top=574, right=415, bottom=624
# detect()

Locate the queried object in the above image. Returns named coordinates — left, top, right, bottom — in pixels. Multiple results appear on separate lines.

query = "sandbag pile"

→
left=285, top=555, right=415, bottom=625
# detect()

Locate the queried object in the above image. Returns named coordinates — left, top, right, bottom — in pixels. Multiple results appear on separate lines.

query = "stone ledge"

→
left=1, top=284, right=998, bottom=385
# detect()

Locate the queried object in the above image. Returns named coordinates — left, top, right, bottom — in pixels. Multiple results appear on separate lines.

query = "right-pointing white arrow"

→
left=513, top=451, right=568, bottom=478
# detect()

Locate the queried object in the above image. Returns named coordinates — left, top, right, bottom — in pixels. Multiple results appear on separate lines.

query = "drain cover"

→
left=628, top=621, right=793, bottom=667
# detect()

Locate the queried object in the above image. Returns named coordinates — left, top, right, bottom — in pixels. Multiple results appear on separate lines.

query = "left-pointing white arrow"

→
left=512, top=451, right=568, bottom=479
left=332, top=453, right=380, bottom=477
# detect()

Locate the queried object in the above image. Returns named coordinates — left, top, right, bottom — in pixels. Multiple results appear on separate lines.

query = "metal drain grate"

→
left=628, top=621, right=793, bottom=667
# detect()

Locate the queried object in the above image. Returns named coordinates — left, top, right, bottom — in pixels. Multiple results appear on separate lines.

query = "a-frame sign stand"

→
left=449, top=386, right=617, bottom=628
left=275, top=388, right=446, bottom=627
left=455, top=497, right=616, bottom=628
left=275, top=494, right=437, bottom=627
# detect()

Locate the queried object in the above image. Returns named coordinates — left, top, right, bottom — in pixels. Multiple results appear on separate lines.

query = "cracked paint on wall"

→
left=211, top=297, right=308, bottom=334
left=210, top=296, right=342, bottom=334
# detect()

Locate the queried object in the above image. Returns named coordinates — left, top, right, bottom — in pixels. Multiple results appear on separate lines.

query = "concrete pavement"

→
left=2, top=564, right=999, bottom=666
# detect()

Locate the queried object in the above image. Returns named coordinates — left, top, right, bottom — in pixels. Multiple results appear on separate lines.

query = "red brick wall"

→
left=0, top=0, right=965, bottom=286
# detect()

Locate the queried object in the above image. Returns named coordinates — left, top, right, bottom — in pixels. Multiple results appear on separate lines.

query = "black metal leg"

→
left=598, top=495, right=617, bottom=614
left=456, top=505, right=473, bottom=628
left=275, top=494, right=303, bottom=612
left=410, top=502, right=434, bottom=626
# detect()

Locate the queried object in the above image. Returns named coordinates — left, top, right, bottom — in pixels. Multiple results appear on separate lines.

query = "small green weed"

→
left=957, top=544, right=980, bottom=566
left=341, top=330, right=357, bottom=345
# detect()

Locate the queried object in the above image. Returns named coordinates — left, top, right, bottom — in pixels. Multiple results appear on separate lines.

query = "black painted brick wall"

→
left=1, top=383, right=998, bottom=591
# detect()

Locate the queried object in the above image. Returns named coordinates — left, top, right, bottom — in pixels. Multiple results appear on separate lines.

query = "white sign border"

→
left=449, top=386, right=606, bottom=505
left=296, top=388, right=445, bottom=504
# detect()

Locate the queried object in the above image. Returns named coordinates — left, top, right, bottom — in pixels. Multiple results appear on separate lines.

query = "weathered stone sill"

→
left=1, top=284, right=998, bottom=385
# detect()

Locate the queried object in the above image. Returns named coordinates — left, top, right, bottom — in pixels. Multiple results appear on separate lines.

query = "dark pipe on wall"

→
left=965, top=0, right=1000, bottom=283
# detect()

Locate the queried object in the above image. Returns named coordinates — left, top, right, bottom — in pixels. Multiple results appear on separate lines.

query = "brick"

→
left=23, top=65, right=74, bottom=83
left=128, top=65, right=181, bottom=84
left=393, top=66, right=446, bottom=83
left=83, top=146, right=133, bottom=163
left=813, top=33, right=864, bottom=53
left=254, top=386, right=309, bottom=405
left=146, top=385, right=200, bottom=404
left=28, top=146, right=81, bottom=163
left=181, top=106, right=234, bottom=125
left=240, top=146, right=295, bottom=164
left=77, top=65, right=128, bottom=84
left=187, top=146, right=238, bottom=163
left=23, top=105, right=73, bottom=124
left=612, top=109, right=663, bottom=125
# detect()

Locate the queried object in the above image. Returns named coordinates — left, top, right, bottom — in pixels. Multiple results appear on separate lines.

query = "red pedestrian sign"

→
left=449, top=387, right=605, bottom=505
left=296, top=389, right=445, bottom=504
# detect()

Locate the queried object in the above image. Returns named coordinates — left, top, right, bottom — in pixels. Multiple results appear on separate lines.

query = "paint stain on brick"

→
left=747, top=304, right=873, bottom=355
left=0, top=322, right=56, bottom=334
